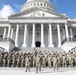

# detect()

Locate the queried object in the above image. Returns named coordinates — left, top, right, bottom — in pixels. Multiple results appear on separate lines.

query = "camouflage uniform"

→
left=48, top=54, right=52, bottom=68
left=16, top=55, right=21, bottom=67
left=53, top=55, right=59, bottom=72
left=7, top=53, right=12, bottom=67
left=21, top=55, right=25, bottom=67
left=3, top=53, right=8, bottom=67
left=25, top=56, right=31, bottom=72
left=42, top=55, right=46, bottom=68
left=0, top=52, right=3, bottom=67
left=36, top=55, right=42, bottom=73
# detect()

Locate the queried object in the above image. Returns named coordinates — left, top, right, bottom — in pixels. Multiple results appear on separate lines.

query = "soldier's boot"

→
left=36, top=66, right=38, bottom=73
left=57, top=67, right=58, bottom=71
left=28, top=66, right=30, bottom=72
left=49, top=63, right=51, bottom=68
left=39, top=68, right=41, bottom=73
left=43, top=62, right=46, bottom=68
left=25, top=66, right=28, bottom=72
left=54, top=67, right=56, bottom=72
left=33, top=62, right=34, bottom=67
left=21, top=63, right=23, bottom=68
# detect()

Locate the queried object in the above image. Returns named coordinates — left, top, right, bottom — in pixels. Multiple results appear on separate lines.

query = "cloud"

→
left=15, top=4, right=21, bottom=10
left=53, top=0, right=58, bottom=7
left=14, top=4, right=22, bottom=12
left=0, top=5, right=16, bottom=18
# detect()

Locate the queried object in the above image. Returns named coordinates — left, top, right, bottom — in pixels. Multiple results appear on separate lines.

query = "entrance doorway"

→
left=35, top=41, right=41, bottom=47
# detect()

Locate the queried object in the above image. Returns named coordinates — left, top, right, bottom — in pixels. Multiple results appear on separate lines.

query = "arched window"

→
left=44, top=4, right=46, bottom=6
left=47, top=5, right=49, bottom=7
left=34, top=3, right=36, bottom=6
left=41, top=3, right=42, bottom=6
left=37, top=3, right=39, bottom=6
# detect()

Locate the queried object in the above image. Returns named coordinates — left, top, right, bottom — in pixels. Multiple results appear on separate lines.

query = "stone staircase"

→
left=19, top=47, right=64, bottom=53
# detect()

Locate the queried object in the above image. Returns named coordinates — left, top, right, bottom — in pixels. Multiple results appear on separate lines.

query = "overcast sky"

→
left=0, top=0, right=76, bottom=18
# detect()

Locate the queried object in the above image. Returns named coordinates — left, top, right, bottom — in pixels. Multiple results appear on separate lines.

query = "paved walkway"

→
left=0, top=68, right=76, bottom=75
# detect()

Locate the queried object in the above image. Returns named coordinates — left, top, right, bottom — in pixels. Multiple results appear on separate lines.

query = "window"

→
left=34, top=3, right=36, bottom=6
left=44, top=4, right=46, bottom=6
left=41, top=3, right=42, bottom=6
left=47, top=5, right=49, bottom=7
left=37, top=3, right=39, bottom=6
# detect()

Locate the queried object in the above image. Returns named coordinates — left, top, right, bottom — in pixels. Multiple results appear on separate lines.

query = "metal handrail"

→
left=71, top=47, right=76, bottom=51
left=0, top=38, right=15, bottom=44
left=0, top=47, right=5, bottom=51
left=61, top=38, right=76, bottom=44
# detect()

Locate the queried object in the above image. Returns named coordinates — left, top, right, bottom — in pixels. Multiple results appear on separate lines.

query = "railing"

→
left=0, top=38, right=15, bottom=44
left=61, top=38, right=76, bottom=44
left=71, top=47, right=76, bottom=51
left=0, top=47, right=5, bottom=51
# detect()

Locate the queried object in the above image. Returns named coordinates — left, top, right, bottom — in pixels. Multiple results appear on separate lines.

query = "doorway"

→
left=35, top=41, right=41, bottom=47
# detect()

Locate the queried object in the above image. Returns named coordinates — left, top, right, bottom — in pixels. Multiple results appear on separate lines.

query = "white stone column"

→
left=48, top=24, right=54, bottom=47
left=3, top=28, right=7, bottom=41
left=41, top=23, right=45, bottom=47
left=63, top=28, right=65, bottom=40
left=57, top=24, right=61, bottom=47
left=70, top=28, right=73, bottom=41
left=15, top=24, right=19, bottom=47
left=65, top=24, right=69, bottom=41
left=31, top=24, right=35, bottom=47
left=7, top=25, right=11, bottom=39
left=22, top=24, right=27, bottom=47
left=10, top=28, right=14, bottom=39
left=3, top=28, right=7, bottom=38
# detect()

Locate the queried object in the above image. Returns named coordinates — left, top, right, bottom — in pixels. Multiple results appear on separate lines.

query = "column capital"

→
left=57, top=23, right=60, bottom=25
left=65, top=23, right=68, bottom=25
left=49, top=23, right=52, bottom=25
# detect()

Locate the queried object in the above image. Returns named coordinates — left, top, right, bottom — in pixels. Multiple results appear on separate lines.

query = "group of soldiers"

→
left=0, top=50, right=76, bottom=73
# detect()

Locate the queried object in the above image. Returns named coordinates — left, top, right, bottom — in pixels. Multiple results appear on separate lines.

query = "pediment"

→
left=19, top=10, right=60, bottom=17
left=9, top=9, right=67, bottom=19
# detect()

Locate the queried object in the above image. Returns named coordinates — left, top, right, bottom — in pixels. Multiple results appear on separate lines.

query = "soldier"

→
left=44, top=52, right=48, bottom=67
left=0, top=52, right=3, bottom=67
left=25, top=55, right=31, bottom=72
left=3, top=52, right=8, bottom=67
left=74, top=51, right=76, bottom=66
left=16, top=55, right=21, bottom=67
left=59, top=52, right=63, bottom=68
left=34, top=49, right=38, bottom=57
left=36, top=54, right=42, bottom=73
left=42, top=55, right=46, bottom=68
left=48, top=54, right=52, bottom=68
left=68, top=52, right=73, bottom=67
left=62, top=53, right=67, bottom=68
left=30, top=55, right=34, bottom=67
left=21, top=55, right=25, bottom=67
left=12, top=53, right=16, bottom=67
left=53, top=55, right=59, bottom=72
left=7, top=53, right=12, bottom=67
left=33, top=55, right=36, bottom=67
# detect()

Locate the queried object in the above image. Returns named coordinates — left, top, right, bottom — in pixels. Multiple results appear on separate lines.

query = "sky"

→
left=0, top=0, right=76, bottom=18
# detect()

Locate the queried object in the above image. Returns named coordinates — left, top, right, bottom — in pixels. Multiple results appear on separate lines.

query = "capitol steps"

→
left=19, top=47, right=64, bottom=53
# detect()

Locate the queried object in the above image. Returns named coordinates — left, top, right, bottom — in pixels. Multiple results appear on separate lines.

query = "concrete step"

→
left=19, top=47, right=64, bottom=53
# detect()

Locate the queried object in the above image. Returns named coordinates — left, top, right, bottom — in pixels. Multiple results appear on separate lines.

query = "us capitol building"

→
left=0, top=0, right=76, bottom=52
